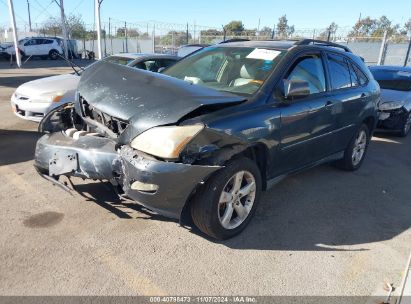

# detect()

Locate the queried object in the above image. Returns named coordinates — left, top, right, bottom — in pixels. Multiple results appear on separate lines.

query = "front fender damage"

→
left=34, top=132, right=221, bottom=219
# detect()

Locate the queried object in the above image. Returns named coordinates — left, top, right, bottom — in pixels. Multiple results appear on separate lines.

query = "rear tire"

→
left=399, top=112, right=411, bottom=137
left=191, top=157, right=262, bottom=240
left=336, top=124, right=370, bottom=171
left=49, top=50, right=59, bottom=60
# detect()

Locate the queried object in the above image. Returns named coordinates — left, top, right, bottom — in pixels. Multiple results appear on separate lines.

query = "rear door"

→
left=324, top=52, right=370, bottom=152
left=275, top=52, right=336, bottom=174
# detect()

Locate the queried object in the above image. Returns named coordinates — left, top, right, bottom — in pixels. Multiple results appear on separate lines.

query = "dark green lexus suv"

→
left=35, top=39, right=379, bottom=239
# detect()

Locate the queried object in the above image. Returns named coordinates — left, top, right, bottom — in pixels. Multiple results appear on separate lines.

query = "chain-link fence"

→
left=1, top=20, right=410, bottom=66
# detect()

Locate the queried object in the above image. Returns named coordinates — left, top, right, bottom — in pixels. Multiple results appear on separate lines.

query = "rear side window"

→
left=351, top=63, right=368, bottom=86
left=286, top=54, right=326, bottom=94
left=327, top=53, right=351, bottom=90
left=44, top=39, right=53, bottom=45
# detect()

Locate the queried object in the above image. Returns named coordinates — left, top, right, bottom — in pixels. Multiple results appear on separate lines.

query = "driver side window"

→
left=286, top=54, right=326, bottom=95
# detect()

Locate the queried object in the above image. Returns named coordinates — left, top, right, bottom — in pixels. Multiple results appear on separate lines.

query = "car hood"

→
left=16, top=73, right=80, bottom=97
left=77, top=61, right=245, bottom=134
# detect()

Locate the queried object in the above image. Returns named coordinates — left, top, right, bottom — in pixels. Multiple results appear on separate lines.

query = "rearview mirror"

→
left=283, top=79, right=310, bottom=100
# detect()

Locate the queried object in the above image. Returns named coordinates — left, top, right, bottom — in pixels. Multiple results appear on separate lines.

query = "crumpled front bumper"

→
left=34, top=132, right=221, bottom=219
left=377, top=108, right=408, bottom=130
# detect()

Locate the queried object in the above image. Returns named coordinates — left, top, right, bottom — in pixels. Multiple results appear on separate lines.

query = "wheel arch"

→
left=363, top=116, right=376, bottom=134
left=179, top=142, right=270, bottom=226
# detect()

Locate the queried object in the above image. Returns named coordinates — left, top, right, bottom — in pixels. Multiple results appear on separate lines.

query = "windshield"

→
left=163, top=46, right=285, bottom=96
left=371, top=69, right=411, bottom=91
left=103, top=56, right=135, bottom=66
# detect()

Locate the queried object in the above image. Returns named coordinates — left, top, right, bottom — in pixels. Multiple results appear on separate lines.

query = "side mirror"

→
left=157, top=67, right=166, bottom=73
left=283, top=79, right=310, bottom=100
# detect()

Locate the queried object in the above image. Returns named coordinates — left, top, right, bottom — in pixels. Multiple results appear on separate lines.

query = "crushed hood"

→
left=77, top=61, right=245, bottom=132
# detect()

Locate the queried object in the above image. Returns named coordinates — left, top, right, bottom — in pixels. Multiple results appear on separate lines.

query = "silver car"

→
left=10, top=53, right=179, bottom=122
left=370, top=65, right=411, bottom=137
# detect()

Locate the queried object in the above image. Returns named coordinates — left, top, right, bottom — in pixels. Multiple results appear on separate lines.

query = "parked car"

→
left=369, top=65, right=411, bottom=137
left=34, top=39, right=379, bottom=239
left=6, top=37, right=64, bottom=59
left=10, top=53, right=179, bottom=122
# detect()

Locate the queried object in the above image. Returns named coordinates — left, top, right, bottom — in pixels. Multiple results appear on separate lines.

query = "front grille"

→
left=79, top=95, right=129, bottom=136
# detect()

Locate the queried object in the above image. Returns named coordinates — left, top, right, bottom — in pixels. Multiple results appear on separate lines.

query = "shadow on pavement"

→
left=28, top=131, right=411, bottom=251
left=0, top=75, right=56, bottom=89
left=72, top=181, right=178, bottom=223
left=0, top=129, right=41, bottom=166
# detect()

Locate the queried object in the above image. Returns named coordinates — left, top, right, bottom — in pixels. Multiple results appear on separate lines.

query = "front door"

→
left=274, top=53, right=336, bottom=174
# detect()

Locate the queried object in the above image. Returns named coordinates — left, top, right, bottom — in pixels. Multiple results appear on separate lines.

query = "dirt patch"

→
left=23, top=211, right=64, bottom=228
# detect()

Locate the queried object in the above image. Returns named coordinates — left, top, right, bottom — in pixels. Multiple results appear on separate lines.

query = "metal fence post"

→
left=377, top=30, right=388, bottom=65
left=404, top=37, right=411, bottom=67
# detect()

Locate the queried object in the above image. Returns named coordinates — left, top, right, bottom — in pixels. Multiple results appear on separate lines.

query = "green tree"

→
left=224, top=20, right=244, bottom=34
left=372, top=15, right=399, bottom=37
left=160, top=31, right=191, bottom=46
left=199, top=28, right=223, bottom=43
left=259, top=26, right=273, bottom=37
left=318, top=22, right=338, bottom=41
left=276, top=15, right=295, bottom=38
left=348, top=16, right=377, bottom=38
left=40, top=14, right=87, bottom=39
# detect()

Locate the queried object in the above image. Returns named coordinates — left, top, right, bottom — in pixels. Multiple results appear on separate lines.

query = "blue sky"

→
left=1, top=0, right=410, bottom=31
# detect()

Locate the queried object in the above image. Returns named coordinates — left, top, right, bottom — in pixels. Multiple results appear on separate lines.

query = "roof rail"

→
left=219, top=38, right=250, bottom=44
left=295, top=39, right=352, bottom=53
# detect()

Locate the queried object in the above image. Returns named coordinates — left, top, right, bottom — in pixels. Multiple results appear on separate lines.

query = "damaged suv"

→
left=35, top=39, right=379, bottom=239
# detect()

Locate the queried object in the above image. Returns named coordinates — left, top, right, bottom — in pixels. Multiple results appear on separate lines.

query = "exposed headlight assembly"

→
left=130, top=124, right=204, bottom=159
left=379, top=100, right=405, bottom=111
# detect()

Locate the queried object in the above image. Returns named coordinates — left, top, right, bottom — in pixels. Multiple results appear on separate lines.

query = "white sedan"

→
left=11, top=53, right=179, bottom=122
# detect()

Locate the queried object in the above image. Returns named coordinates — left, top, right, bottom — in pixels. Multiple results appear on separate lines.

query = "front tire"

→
left=336, top=124, right=370, bottom=171
left=191, top=157, right=262, bottom=240
left=399, top=112, right=411, bottom=137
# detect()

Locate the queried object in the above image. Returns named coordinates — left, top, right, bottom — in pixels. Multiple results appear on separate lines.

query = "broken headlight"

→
left=130, top=124, right=204, bottom=159
left=379, top=100, right=404, bottom=111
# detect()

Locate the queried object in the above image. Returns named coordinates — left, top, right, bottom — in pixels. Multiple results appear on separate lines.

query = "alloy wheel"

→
left=217, top=170, right=256, bottom=230
left=352, top=130, right=367, bottom=166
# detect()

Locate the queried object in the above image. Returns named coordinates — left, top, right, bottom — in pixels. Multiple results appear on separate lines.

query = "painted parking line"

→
left=399, top=253, right=411, bottom=304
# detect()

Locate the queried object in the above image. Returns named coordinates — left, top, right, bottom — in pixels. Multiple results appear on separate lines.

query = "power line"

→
left=0, top=0, right=29, bottom=26
left=69, top=0, right=86, bottom=15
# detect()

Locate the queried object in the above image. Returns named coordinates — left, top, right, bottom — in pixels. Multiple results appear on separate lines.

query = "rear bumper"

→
left=34, top=132, right=221, bottom=219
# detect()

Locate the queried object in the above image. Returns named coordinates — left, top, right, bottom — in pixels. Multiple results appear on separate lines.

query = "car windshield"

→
left=371, top=69, right=411, bottom=91
left=163, top=46, right=286, bottom=96
left=103, top=56, right=135, bottom=66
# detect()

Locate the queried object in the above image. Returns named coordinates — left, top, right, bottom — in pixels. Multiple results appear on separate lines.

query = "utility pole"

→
left=152, top=24, right=155, bottom=53
left=95, top=0, right=103, bottom=59
left=56, top=0, right=69, bottom=59
left=7, top=0, right=21, bottom=67
left=26, top=0, right=32, bottom=32
left=377, top=30, right=388, bottom=65
left=404, top=36, right=411, bottom=67
left=271, top=24, right=275, bottom=39
left=186, top=23, right=189, bottom=44
left=124, top=21, right=128, bottom=52
left=109, top=17, right=113, bottom=54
